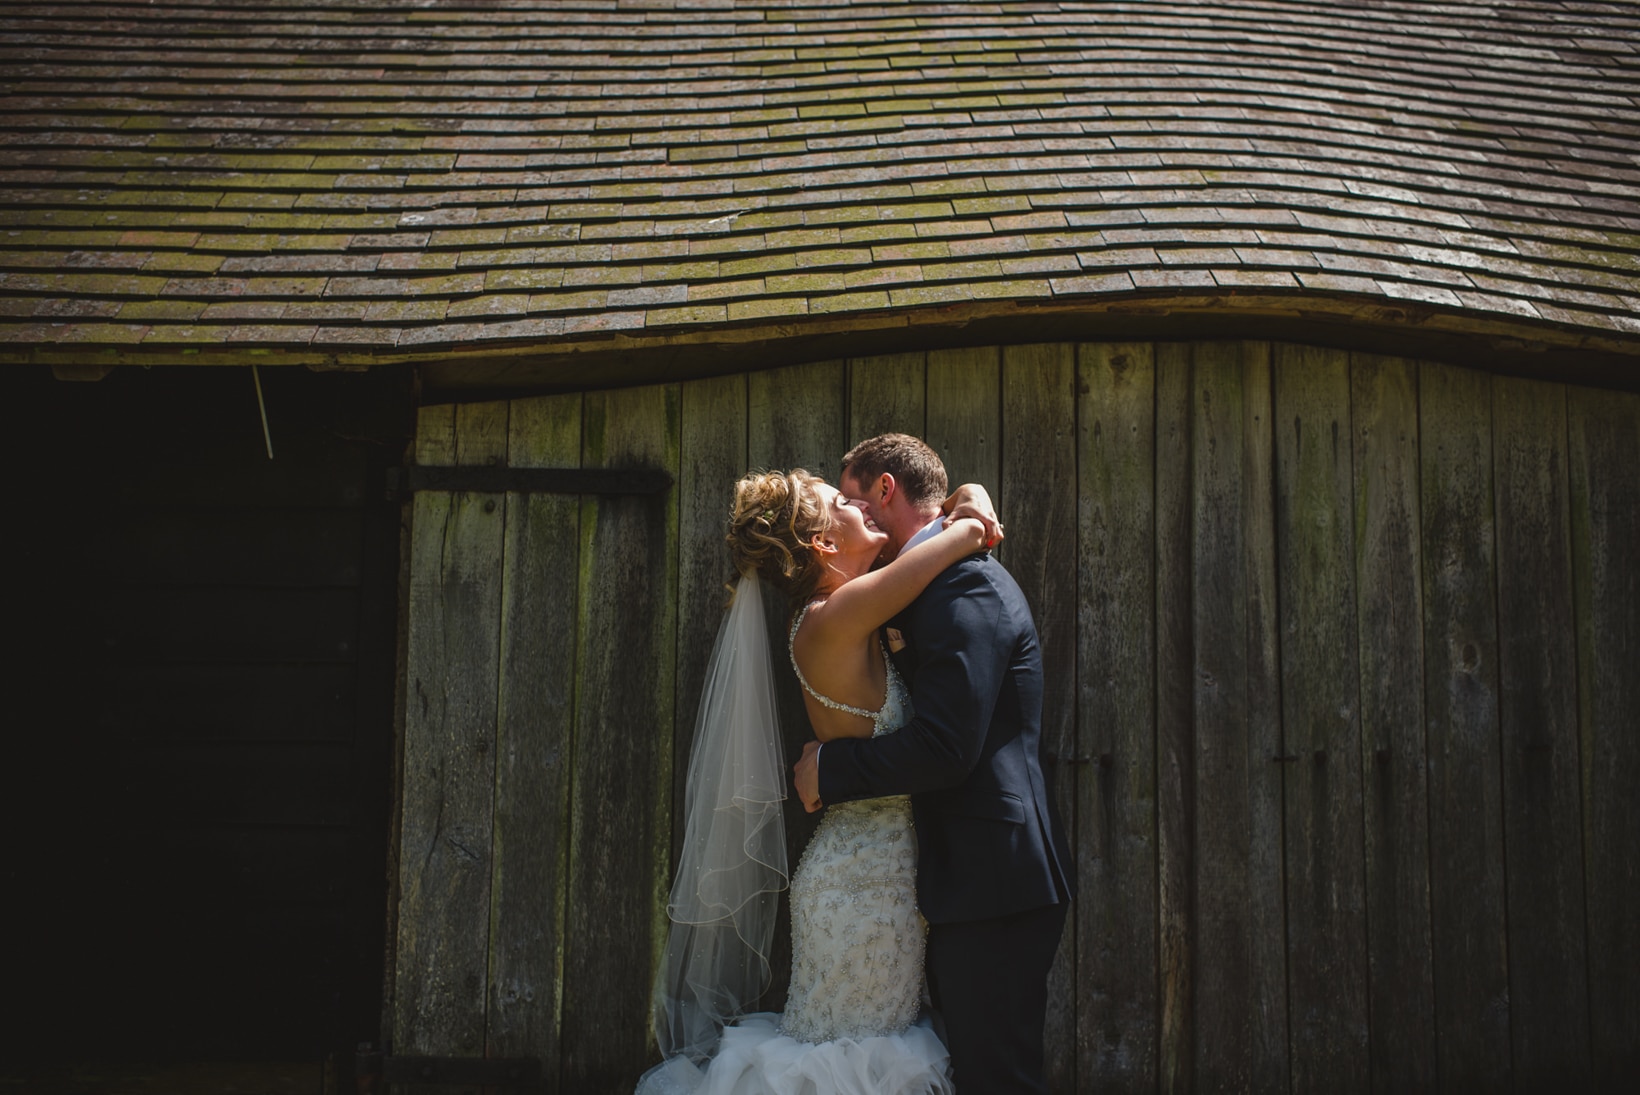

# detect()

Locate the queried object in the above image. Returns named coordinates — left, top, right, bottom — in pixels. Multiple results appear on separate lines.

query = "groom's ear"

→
left=876, top=473, right=896, bottom=505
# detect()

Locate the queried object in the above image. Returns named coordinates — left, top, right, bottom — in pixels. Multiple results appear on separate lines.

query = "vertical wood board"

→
left=1075, top=341, right=1159, bottom=1093
left=1349, top=355, right=1437, bottom=1093
left=486, top=394, right=583, bottom=1070
left=1567, top=387, right=1640, bottom=1088
left=1273, top=344, right=1369, bottom=1092
left=1153, top=342, right=1194, bottom=1095
left=1238, top=344, right=1289, bottom=1094
left=561, top=384, right=680, bottom=1091
left=1188, top=341, right=1257, bottom=1092
left=848, top=351, right=927, bottom=446
left=395, top=401, right=509, bottom=1072
left=926, top=345, right=1002, bottom=494
left=1491, top=376, right=1591, bottom=1087
left=1418, top=362, right=1512, bottom=1090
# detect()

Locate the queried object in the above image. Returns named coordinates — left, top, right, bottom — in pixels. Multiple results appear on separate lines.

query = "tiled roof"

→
left=1, top=0, right=1638, bottom=366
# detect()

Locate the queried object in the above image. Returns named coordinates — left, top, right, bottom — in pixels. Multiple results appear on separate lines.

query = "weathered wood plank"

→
left=486, top=393, right=583, bottom=1071
left=1349, top=354, right=1436, bottom=1093
left=394, top=400, right=508, bottom=1071
left=1418, top=362, right=1511, bottom=1090
left=746, top=359, right=846, bottom=1009
left=1194, top=343, right=1254, bottom=1086
left=1189, top=341, right=1259, bottom=1091
left=561, top=383, right=680, bottom=1092
left=1239, top=343, right=1288, bottom=1094
left=1075, top=341, right=1157, bottom=1093
left=1273, top=344, right=1369, bottom=1093
left=848, top=350, right=926, bottom=443
left=1153, top=342, right=1193, bottom=1095
left=926, top=345, right=1001, bottom=494
left=1567, top=386, right=1640, bottom=1090
left=749, top=358, right=847, bottom=477
left=1491, top=375, right=1592, bottom=1088
left=1000, top=342, right=1078, bottom=1093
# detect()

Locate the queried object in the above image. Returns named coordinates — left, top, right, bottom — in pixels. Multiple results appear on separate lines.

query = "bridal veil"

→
left=650, top=572, right=789, bottom=1071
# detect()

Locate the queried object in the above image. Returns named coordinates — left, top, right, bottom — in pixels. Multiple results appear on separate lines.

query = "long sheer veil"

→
left=649, top=572, right=789, bottom=1073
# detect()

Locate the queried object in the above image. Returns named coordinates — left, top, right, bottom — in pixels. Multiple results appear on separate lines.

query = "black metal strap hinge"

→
left=356, top=1045, right=544, bottom=1089
left=386, top=464, right=672, bottom=501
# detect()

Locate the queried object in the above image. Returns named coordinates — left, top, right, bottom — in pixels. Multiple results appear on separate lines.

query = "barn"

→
left=2, top=1, right=1636, bottom=1092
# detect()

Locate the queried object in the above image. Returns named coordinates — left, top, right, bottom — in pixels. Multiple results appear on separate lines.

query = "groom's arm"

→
left=815, top=559, right=1008, bottom=804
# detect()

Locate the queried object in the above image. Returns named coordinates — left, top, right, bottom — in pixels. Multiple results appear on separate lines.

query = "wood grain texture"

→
left=1188, top=341, right=1258, bottom=1091
left=1074, top=341, right=1157, bottom=1093
left=561, top=383, right=680, bottom=1092
left=1349, top=354, right=1437, bottom=1093
left=848, top=350, right=926, bottom=444
left=394, top=400, right=508, bottom=1071
left=749, top=359, right=848, bottom=477
left=1273, top=344, right=1369, bottom=1093
left=926, top=345, right=1001, bottom=494
left=1187, top=339, right=1285, bottom=1088
left=1491, top=375, right=1592, bottom=1088
left=1567, top=387, right=1640, bottom=1091
left=1238, top=343, right=1288, bottom=1095
left=486, top=393, right=583, bottom=1070
left=1153, top=342, right=1193, bottom=1095
left=1418, top=361, right=1511, bottom=1091
left=1000, top=342, right=1078, bottom=1093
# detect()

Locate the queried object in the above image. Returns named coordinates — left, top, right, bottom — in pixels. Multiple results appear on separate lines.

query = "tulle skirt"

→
left=636, top=1012, right=952, bottom=1095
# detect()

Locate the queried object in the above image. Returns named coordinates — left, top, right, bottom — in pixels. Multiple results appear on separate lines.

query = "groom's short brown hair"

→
left=841, top=433, right=948, bottom=509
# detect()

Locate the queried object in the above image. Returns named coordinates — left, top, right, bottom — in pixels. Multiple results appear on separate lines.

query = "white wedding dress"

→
left=641, top=604, right=952, bottom=1095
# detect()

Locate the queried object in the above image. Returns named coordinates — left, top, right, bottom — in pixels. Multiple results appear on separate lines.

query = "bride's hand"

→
left=941, top=483, right=1003, bottom=547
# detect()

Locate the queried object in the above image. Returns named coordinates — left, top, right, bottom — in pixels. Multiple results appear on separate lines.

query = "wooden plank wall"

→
left=394, top=343, right=1639, bottom=1093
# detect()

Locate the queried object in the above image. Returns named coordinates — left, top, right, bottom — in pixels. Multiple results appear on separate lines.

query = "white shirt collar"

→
left=900, top=515, right=944, bottom=555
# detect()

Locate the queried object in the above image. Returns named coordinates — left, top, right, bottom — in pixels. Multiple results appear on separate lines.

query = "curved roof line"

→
left=2, top=0, right=1637, bottom=371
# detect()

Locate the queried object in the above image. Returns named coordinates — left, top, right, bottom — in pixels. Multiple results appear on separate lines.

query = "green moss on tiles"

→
left=687, top=278, right=765, bottom=301
left=117, top=300, right=208, bottom=321
left=721, top=252, right=800, bottom=277
left=765, top=271, right=847, bottom=293
left=839, top=223, right=917, bottom=244
left=809, top=290, right=890, bottom=313
left=142, top=252, right=224, bottom=273
left=727, top=297, right=809, bottom=321
left=647, top=303, right=729, bottom=327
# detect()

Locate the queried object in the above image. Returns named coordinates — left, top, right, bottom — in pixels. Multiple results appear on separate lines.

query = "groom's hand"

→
left=794, top=740, right=824, bottom=813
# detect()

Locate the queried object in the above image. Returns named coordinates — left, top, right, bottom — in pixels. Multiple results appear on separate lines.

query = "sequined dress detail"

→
left=779, top=604, right=927, bottom=1045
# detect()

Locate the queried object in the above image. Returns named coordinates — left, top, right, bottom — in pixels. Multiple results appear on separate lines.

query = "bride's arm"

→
left=941, top=483, right=1003, bottom=545
left=817, top=515, right=990, bottom=640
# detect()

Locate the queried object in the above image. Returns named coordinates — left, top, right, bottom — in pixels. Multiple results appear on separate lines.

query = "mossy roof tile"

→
left=1, top=0, right=1635, bottom=359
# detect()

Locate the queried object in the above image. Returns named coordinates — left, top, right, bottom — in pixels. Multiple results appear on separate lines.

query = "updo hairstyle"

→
left=727, top=469, right=833, bottom=605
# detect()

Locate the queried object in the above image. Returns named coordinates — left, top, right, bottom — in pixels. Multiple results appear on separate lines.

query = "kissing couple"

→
left=639, top=433, right=1075, bottom=1095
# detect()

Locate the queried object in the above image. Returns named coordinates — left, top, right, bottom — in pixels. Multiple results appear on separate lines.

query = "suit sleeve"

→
left=817, top=559, right=1007, bottom=803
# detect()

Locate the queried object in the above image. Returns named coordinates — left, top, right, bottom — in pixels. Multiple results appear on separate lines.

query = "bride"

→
left=638, top=469, right=999, bottom=1095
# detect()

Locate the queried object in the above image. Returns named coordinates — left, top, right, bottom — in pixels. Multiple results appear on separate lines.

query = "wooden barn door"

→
left=391, top=388, right=680, bottom=1092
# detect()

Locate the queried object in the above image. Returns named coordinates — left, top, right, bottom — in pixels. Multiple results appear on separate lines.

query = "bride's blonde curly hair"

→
left=727, top=469, right=832, bottom=605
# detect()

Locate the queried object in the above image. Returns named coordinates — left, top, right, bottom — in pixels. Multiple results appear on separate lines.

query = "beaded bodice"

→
left=788, top=603, right=911, bottom=738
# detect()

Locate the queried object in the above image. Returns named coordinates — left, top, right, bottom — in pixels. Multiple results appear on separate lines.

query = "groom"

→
left=793, top=432, right=1074, bottom=1094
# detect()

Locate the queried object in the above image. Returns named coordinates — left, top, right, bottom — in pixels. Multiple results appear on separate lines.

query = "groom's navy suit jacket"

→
left=817, top=552, right=1074, bottom=924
